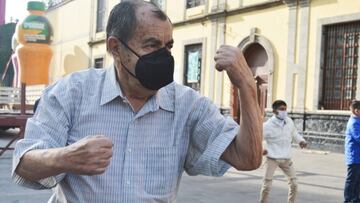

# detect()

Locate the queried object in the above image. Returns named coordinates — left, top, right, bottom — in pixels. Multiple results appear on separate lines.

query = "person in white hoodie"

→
left=259, top=100, right=307, bottom=203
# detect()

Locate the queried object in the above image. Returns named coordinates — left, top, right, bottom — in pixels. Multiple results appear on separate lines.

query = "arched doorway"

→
left=232, top=42, right=270, bottom=123
left=245, top=43, right=269, bottom=112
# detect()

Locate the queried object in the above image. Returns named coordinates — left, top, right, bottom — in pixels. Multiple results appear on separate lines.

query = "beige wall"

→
left=46, top=0, right=92, bottom=82
left=306, top=0, right=360, bottom=111
left=225, top=4, right=289, bottom=108
left=226, top=0, right=241, bottom=10
left=242, top=0, right=272, bottom=7
left=166, top=1, right=185, bottom=23
left=173, top=22, right=212, bottom=97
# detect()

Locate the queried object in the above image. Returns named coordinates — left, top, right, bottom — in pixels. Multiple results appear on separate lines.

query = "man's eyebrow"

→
left=142, top=37, right=162, bottom=45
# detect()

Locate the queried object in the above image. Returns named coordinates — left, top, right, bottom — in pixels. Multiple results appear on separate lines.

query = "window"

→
left=186, top=0, right=205, bottom=9
left=321, top=21, right=360, bottom=110
left=94, top=58, right=104, bottom=69
left=150, top=0, right=165, bottom=10
left=96, top=0, right=106, bottom=32
left=184, top=44, right=202, bottom=91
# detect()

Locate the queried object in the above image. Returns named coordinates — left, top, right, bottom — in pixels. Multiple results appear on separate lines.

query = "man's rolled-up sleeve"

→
left=12, top=79, right=81, bottom=189
left=184, top=97, right=239, bottom=177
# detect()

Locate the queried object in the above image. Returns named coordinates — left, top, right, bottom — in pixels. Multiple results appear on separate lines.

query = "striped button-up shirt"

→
left=12, top=66, right=239, bottom=203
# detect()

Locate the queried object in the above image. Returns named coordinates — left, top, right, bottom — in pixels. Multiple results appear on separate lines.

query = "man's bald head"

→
left=106, top=0, right=169, bottom=44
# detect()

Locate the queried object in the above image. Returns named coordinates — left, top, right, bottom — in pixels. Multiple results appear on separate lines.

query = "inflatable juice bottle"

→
left=15, top=1, right=52, bottom=85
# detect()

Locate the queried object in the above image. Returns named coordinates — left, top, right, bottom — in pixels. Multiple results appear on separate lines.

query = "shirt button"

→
left=128, top=149, right=132, bottom=153
left=126, top=181, right=130, bottom=185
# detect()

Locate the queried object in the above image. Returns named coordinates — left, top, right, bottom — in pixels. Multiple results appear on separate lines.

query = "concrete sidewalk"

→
left=0, top=134, right=346, bottom=203
left=178, top=148, right=346, bottom=203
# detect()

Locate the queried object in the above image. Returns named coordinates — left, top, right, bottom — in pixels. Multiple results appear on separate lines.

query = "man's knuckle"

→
left=87, top=148, right=97, bottom=155
left=83, top=141, right=93, bottom=148
left=105, top=160, right=111, bottom=166
left=95, top=168, right=106, bottom=174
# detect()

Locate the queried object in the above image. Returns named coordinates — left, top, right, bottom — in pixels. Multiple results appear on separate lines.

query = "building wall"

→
left=172, top=23, right=212, bottom=97
left=224, top=4, right=289, bottom=109
left=46, top=0, right=92, bottom=82
left=43, top=0, right=360, bottom=151
left=241, top=0, right=272, bottom=8
left=166, top=0, right=185, bottom=23
left=307, top=0, right=360, bottom=111
left=44, top=0, right=360, bottom=109
left=171, top=0, right=286, bottom=109
left=169, top=0, right=359, bottom=151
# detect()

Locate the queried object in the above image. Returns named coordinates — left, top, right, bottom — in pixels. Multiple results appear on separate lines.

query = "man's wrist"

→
left=236, top=81, right=257, bottom=100
left=234, top=78, right=256, bottom=93
left=49, top=147, right=68, bottom=174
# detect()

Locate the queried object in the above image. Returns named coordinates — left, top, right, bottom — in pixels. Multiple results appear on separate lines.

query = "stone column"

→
left=209, top=0, right=226, bottom=107
left=284, top=0, right=310, bottom=112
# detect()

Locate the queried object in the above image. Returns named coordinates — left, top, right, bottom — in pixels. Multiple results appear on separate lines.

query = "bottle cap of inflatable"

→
left=27, top=1, right=45, bottom=11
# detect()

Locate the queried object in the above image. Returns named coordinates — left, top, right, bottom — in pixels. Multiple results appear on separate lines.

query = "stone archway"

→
left=231, top=28, right=275, bottom=122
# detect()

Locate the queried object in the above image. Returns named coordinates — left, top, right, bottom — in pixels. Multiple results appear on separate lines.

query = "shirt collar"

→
left=156, top=83, right=175, bottom=112
left=100, top=65, right=175, bottom=113
left=270, top=115, right=286, bottom=127
left=100, top=65, right=124, bottom=106
left=351, top=115, right=360, bottom=121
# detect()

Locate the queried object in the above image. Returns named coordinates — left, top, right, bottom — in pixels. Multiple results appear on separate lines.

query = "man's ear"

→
left=107, top=36, right=120, bottom=56
left=355, top=108, right=360, bottom=115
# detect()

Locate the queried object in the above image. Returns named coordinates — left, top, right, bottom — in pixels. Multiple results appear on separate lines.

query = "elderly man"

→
left=12, top=1, right=262, bottom=202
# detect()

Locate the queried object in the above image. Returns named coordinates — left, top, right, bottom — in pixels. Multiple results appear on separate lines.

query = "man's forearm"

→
left=214, top=45, right=263, bottom=170
left=16, top=136, right=114, bottom=181
left=15, top=148, right=66, bottom=181
left=237, top=81, right=263, bottom=168
left=222, top=80, right=263, bottom=170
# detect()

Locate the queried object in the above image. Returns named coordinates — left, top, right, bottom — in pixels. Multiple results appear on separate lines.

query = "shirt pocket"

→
left=144, top=147, right=178, bottom=196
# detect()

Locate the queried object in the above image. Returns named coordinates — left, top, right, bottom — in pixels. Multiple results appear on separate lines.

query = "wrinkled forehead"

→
left=132, top=5, right=172, bottom=42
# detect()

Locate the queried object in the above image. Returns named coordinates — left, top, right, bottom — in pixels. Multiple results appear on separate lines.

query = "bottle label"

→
left=22, top=15, right=52, bottom=44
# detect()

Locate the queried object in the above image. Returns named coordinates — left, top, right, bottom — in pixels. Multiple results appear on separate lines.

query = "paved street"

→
left=178, top=149, right=346, bottom=203
left=1, top=132, right=346, bottom=203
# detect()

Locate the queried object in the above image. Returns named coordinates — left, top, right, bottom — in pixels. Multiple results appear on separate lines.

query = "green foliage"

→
left=0, top=23, right=16, bottom=86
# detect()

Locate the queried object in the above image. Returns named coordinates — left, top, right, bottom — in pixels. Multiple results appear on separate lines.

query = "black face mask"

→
left=118, top=38, right=174, bottom=90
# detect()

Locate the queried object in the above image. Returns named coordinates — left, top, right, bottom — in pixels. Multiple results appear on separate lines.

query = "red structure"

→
left=0, top=1, right=50, bottom=156
left=0, top=0, right=33, bottom=156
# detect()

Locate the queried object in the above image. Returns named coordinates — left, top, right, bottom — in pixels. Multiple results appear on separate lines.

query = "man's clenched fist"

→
left=60, top=135, right=113, bottom=175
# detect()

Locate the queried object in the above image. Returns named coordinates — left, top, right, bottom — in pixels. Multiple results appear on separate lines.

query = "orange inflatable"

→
left=15, top=1, right=52, bottom=85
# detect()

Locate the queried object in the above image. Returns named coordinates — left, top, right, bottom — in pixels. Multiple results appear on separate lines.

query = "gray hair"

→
left=106, top=0, right=168, bottom=44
